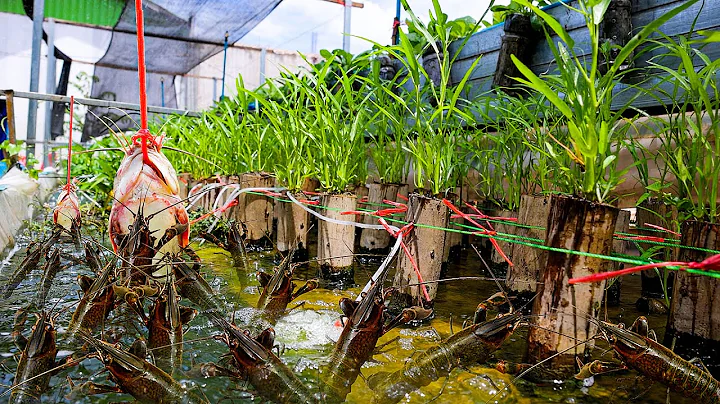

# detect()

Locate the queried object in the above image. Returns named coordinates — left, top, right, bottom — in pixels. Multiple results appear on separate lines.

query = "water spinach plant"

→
left=510, top=0, right=700, bottom=203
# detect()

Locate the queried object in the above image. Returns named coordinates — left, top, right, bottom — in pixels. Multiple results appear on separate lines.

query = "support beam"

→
left=1, top=90, right=200, bottom=117
left=318, top=0, right=364, bottom=8
left=44, top=18, right=56, bottom=167
left=343, top=0, right=352, bottom=52
left=260, top=48, right=267, bottom=84
left=27, top=0, right=44, bottom=156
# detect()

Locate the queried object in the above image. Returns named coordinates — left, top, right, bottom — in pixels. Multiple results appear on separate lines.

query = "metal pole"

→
left=221, top=31, right=229, bottom=100
left=27, top=0, right=44, bottom=156
left=395, top=0, right=401, bottom=45
left=343, top=0, right=351, bottom=52
left=259, top=48, right=266, bottom=84
left=160, top=77, right=165, bottom=107
left=43, top=18, right=56, bottom=167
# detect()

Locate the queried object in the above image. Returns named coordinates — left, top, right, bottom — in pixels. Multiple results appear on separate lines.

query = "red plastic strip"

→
left=444, top=199, right=513, bottom=267
left=644, top=223, right=681, bottom=236
left=569, top=261, right=687, bottom=284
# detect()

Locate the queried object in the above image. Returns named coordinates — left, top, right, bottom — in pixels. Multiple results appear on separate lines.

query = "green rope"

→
left=241, top=191, right=720, bottom=261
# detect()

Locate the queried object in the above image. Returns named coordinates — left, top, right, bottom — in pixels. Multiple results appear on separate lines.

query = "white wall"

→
left=183, top=44, right=321, bottom=111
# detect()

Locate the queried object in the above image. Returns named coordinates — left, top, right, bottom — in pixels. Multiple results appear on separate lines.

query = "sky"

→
left=240, top=0, right=503, bottom=55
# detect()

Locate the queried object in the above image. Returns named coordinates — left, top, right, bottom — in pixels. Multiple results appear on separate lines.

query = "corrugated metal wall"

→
left=0, top=0, right=124, bottom=27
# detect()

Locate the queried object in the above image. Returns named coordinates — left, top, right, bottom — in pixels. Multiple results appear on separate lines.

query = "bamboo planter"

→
left=392, top=194, right=449, bottom=308
left=360, top=182, right=406, bottom=253
left=488, top=209, right=518, bottom=277
left=318, top=193, right=357, bottom=287
left=506, top=194, right=551, bottom=298
left=526, top=195, right=619, bottom=377
left=275, top=178, right=319, bottom=257
left=667, top=221, right=720, bottom=343
left=607, top=209, right=631, bottom=306
left=234, top=172, right=274, bottom=247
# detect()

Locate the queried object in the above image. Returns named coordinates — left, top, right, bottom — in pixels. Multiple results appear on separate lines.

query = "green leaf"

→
left=590, top=0, right=612, bottom=24
left=602, top=155, right=616, bottom=169
left=511, top=54, right=573, bottom=119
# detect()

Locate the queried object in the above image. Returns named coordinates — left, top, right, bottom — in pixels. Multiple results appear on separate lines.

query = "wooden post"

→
left=607, top=209, right=631, bottom=306
left=506, top=195, right=550, bottom=296
left=392, top=194, right=448, bottom=307
left=360, top=182, right=401, bottom=252
left=668, top=221, right=720, bottom=341
left=526, top=195, right=618, bottom=377
left=236, top=172, right=274, bottom=246
left=443, top=188, right=464, bottom=264
left=276, top=177, right=317, bottom=256
left=488, top=209, right=518, bottom=277
left=318, top=193, right=357, bottom=286
left=178, top=173, right=191, bottom=200
left=5, top=90, right=16, bottom=144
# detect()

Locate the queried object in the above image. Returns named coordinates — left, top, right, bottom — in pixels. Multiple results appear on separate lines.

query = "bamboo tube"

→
left=668, top=221, right=720, bottom=341
left=318, top=193, right=357, bottom=270
left=506, top=195, right=550, bottom=294
left=488, top=209, right=518, bottom=276
left=236, top=172, right=274, bottom=244
left=360, top=183, right=402, bottom=251
left=276, top=178, right=317, bottom=254
left=178, top=173, right=191, bottom=200
left=392, top=194, right=449, bottom=306
left=526, top=195, right=618, bottom=377
left=607, top=209, right=631, bottom=306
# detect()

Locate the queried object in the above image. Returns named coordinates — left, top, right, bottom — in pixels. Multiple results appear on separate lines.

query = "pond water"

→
left=0, top=219, right=698, bottom=403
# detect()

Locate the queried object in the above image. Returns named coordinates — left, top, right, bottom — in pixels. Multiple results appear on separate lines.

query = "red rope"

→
left=135, top=0, right=150, bottom=165
left=443, top=199, right=513, bottom=267
left=66, top=96, right=74, bottom=188
left=378, top=218, right=431, bottom=302
left=569, top=253, right=720, bottom=284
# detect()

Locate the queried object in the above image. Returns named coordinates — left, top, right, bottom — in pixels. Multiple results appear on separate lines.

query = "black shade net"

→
left=82, top=0, right=282, bottom=141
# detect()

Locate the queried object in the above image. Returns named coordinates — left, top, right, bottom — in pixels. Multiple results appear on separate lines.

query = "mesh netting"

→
left=82, top=0, right=282, bottom=140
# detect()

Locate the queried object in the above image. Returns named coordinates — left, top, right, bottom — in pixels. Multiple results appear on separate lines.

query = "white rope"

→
left=285, top=191, right=403, bottom=301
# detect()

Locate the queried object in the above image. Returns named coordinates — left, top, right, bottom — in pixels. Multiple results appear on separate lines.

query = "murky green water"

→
left=0, top=219, right=698, bottom=403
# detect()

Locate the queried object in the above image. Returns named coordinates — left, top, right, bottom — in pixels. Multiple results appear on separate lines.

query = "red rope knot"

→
left=131, top=128, right=157, bottom=165
left=688, top=254, right=720, bottom=271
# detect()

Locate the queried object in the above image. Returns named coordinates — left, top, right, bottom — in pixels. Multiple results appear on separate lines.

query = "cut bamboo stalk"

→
left=636, top=198, right=678, bottom=298
left=526, top=195, right=618, bottom=377
left=607, top=209, right=631, bottom=306
left=276, top=178, right=317, bottom=255
left=506, top=195, right=550, bottom=294
left=488, top=209, right=518, bottom=276
left=236, top=172, right=274, bottom=245
left=360, top=183, right=402, bottom=252
left=178, top=173, right=191, bottom=200
left=392, top=194, right=449, bottom=306
left=318, top=193, right=357, bottom=271
left=667, top=221, right=720, bottom=341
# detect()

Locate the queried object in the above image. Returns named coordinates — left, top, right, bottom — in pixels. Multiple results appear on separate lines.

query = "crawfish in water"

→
left=594, top=316, right=720, bottom=403
left=77, top=331, right=207, bottom=404
left=256, top=248, right=317, bottom=323
left=368, top=307, right=521, bottom=404
left=209, top=315, right=318, bottom=404
left=321, top=270, right=431, bottom=403
left=34, top=248, right=62, bottom=308
left=173, top=260, right=224, bottom=315
left=9, top=311, right=67, bottom=404
left=147, top=281, right=198, bottom=374
left=2, top=243, right=43, bottom=299
left=67, top=261, right=116, bottom=337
